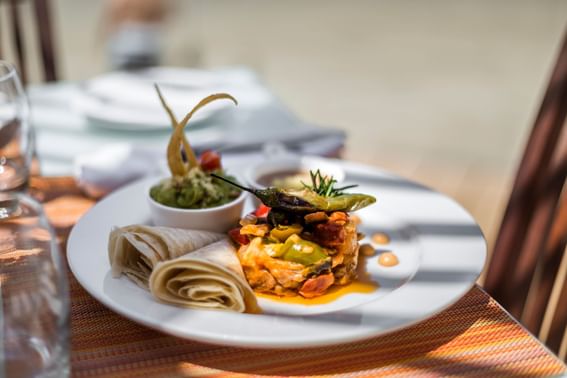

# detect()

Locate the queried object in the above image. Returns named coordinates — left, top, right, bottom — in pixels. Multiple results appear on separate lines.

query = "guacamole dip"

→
left=150, top=167, right=241, bottom=209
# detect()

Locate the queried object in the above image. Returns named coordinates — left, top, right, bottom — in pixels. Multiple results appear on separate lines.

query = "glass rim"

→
left=0, top=191, right=44, bottom=216
left=0, top=61, right=18, bottom=83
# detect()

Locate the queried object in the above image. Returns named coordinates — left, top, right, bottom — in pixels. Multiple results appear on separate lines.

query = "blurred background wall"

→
left=2, top=0, right=567, bottom=254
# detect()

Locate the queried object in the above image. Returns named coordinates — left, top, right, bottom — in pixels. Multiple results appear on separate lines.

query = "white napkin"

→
left=74, top=143, right=165, bottom=198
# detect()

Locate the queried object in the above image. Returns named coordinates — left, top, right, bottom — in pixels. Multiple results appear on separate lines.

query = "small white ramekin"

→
left=243, top=156, right=345, bottom=208
left=245, top=155, right=345, bottom=190
left=147, top=180, right=247, bottom=232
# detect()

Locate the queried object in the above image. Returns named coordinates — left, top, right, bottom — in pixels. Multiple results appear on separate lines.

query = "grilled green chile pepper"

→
left=211, top=175, right=376, bottom=213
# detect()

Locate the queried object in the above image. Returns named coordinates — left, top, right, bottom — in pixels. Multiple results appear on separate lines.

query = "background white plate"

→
left=67, top=159, right=486, bottom=348
left=72, top=67, right=270, bottom=131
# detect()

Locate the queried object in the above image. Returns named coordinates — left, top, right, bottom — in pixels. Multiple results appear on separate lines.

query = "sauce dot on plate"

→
left=359, top=243, right=375, bottom=257
left=378, top=252, right=399, bottom=267
left=372, top=232, right=390, bottom=245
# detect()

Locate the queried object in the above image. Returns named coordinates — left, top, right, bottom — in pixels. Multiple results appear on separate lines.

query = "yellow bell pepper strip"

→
left=240, top=224, right=270, bottom=238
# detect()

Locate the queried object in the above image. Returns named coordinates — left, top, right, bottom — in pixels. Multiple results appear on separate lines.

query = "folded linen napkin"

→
left=74, top=143, right=166, bottom=198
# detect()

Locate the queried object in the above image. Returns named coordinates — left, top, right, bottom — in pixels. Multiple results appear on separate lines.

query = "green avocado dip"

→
left=150, top=167, right=241, bottom=209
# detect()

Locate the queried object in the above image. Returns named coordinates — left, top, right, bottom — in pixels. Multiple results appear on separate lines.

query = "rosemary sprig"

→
left=302, top=169, right=358, bottom=197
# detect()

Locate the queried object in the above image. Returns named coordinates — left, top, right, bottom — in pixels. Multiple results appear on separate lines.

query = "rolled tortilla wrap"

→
left=149, top=239, right=259, bottom=313
left=108, top=225, right=224, bottom=288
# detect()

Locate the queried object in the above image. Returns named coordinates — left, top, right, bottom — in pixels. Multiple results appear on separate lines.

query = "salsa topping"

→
left=220, top=167, right=375, bottom=298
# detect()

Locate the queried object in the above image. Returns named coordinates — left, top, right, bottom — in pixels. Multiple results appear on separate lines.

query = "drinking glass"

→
left=0, top=193, right=69, bottom=377
left=0, top=62, right=32, bottom=192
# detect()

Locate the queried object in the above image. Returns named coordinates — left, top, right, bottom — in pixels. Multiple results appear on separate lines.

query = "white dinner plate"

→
left=67, top=159, right=486, bottom=348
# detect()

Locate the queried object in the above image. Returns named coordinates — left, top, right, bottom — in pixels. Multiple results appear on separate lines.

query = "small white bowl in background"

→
left=147, top=179, right=247, bottom=233
left=245, top=156, right=345, bottom=190
left=244, top=156, right=346, bottom=208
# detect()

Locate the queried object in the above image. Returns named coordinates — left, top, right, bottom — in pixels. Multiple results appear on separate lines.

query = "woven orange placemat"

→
left=34, top=178, right=567, bottom=378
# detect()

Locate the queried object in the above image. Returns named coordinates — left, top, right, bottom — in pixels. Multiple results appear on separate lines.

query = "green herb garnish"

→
left=302, top=170, right=357, bottom=197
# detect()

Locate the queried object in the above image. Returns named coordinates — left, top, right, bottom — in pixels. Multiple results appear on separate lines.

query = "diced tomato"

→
left=299, top=273, right=335, bottom=298
left=229, top=227, right=249, bottom=245
left=199, top=150, right=222, bottom=172
left=255, top=204, right=271, bottom=218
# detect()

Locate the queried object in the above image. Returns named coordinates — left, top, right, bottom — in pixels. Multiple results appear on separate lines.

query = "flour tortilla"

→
left=149, top=239, right=259, bottom=313
left=108, top=225, right=224, bottom=288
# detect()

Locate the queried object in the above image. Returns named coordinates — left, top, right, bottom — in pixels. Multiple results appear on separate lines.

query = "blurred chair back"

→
left=484, top=31, right=567, bottom=358
left=0, top=0, right=57, bottom=84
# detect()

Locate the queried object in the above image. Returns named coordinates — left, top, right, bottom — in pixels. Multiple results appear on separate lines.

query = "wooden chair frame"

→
left=485, top=31, right=567, bottom=356
left=0, top=0, right=57, bottom=83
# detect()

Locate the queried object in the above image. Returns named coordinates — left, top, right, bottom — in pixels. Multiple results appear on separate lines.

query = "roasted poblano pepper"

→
left=211, top=175, right=376, bottom=213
